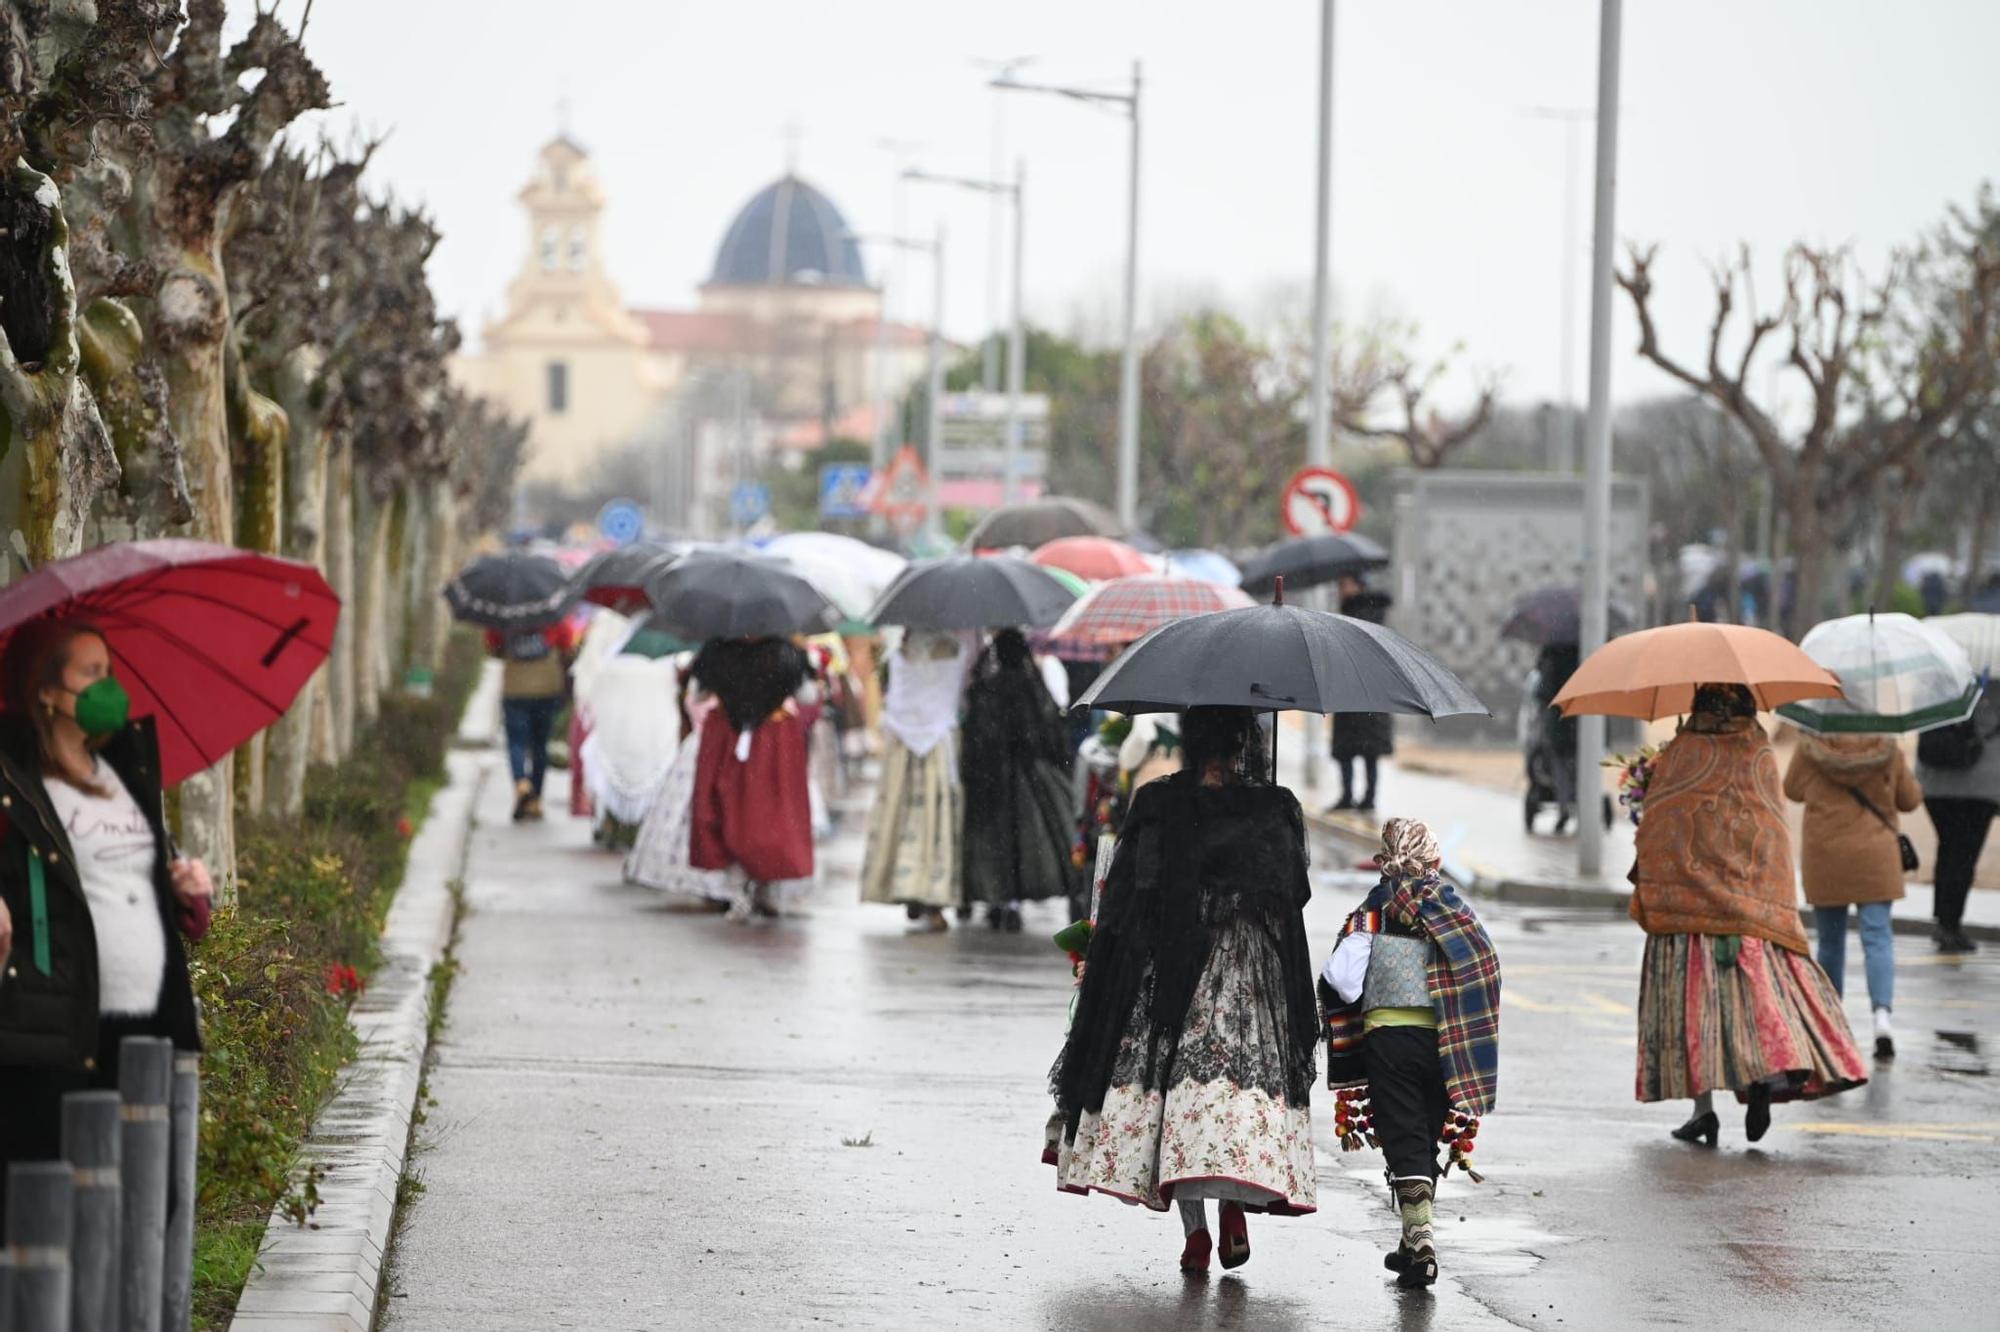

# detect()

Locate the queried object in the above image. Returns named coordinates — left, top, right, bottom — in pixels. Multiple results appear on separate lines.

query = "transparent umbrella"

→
left=1776, top=612, right=1979, bottom=734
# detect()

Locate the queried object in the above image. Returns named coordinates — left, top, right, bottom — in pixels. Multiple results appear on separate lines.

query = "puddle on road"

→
left=1932, top=1030, right=1990, bottom=1077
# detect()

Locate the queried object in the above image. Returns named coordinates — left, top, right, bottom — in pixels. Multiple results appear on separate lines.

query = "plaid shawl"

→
left=1322, top=872, right=1501, bottom=1116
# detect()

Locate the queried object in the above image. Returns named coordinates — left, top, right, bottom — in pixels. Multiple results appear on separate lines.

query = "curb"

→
left=1304, top=808, right=2000, bottom=944
left=228, top=749, right=491, bottom=1331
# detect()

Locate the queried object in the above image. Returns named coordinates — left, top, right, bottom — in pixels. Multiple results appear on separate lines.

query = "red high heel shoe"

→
left=1218, top=1202, right=1250, bottom=1269
left=1179, top=1229, right=1212, bottom=1274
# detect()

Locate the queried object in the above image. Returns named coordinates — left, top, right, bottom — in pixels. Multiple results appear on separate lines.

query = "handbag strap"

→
left=1843, top=783, right=1899, bottom=834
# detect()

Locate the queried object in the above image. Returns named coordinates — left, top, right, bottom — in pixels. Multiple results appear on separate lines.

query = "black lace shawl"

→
left=689, top=638, right=809, bottom=731
left=960, top=644, right=1075, bottom=904
left=1055, top=772, right=1319, bottom=1117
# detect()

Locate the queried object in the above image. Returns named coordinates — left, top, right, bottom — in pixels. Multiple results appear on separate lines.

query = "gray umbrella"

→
left=644, top=549, right=837, bottom=641
left=1076, top=602, right=1488, bottom=719
left=867, top=555, right=1077, bottom=630
left=1237, top=533, right=1390, bottom=595
left=443, top=552, right=575, bottom=631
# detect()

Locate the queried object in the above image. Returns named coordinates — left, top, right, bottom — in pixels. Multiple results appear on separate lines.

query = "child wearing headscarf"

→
left=1320, top=818, right=1501, bottom=1290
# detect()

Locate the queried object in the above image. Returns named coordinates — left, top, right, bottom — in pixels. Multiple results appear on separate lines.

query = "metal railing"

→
left=1, top=1037, right=199, bottom=1332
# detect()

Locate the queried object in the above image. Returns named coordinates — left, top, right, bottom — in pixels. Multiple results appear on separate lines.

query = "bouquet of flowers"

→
left=1604, top=744, right=1660, bottom=826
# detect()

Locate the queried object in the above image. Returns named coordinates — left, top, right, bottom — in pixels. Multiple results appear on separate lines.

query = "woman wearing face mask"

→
left=0, top=618, right=215, bottom=1208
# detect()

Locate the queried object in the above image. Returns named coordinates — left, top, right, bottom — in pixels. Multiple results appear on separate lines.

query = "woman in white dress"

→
left=623, top=667, right=731, bottom=906
left=861, top=631, right=972, bottom=932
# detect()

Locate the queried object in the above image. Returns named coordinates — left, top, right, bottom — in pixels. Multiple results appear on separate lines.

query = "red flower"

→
left=324, top=963, right=365, bottom=997
left=396, top=816, right=415, bottom=840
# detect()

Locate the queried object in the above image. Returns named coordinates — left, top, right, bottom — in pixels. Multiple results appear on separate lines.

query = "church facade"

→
left=454, top=137, right=931, bottom=531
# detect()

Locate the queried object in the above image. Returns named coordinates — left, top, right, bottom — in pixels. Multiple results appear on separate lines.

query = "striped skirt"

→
left=1636, top=932, right=1867, bottom=1104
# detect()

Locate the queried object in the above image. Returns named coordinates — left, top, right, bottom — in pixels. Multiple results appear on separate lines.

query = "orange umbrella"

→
left=1552, top=620, right=1843, bottom=720
left=1031, top=536, right=1153, bottom=582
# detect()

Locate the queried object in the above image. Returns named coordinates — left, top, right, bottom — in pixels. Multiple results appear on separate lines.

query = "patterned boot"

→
left=1392, top=1177, right=1438, bottom=1289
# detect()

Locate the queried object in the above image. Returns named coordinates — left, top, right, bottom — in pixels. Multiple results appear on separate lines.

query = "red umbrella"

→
left=0, top=540, right=340, bottom=786
left=1031, top=536, right=1152, bottom=582
left=1041, top=574, right=1254, bottom=662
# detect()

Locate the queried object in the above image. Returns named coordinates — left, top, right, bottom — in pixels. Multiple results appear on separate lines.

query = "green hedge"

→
left=189, top=633, right=481, bottom=1330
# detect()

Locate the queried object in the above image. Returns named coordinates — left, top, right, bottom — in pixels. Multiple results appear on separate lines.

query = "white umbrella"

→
left=1778, top=611, right=1979, bottom=734
left=1924, top=613, right=2000, bottom=677
left=762, top=532, right=909, bottom=627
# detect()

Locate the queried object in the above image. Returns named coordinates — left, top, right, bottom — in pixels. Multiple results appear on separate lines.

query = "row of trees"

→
left=1, top=1, right=526, bottom=886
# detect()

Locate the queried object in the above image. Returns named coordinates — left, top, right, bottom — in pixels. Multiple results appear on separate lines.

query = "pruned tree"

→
left=1618, top=231, right=2000, bottom=638
left=1323, top=322, right=1500, bottom=469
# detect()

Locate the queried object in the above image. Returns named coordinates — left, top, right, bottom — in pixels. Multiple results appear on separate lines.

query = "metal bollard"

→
left=119, top=1037, right=173, bottom=1332
left=61, top=1091, right=123, bottom=1332
left=5, top=1160, right=74, bottom=1332
left=161, top=1055, right=199, bottom=1332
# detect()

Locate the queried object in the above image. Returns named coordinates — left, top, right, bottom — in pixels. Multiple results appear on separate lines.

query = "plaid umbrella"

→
left=1042, top=575, right=1255, bottom=663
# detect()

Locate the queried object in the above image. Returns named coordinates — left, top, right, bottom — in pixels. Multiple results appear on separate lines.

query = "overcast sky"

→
left=275, top=0, right=2000, bottom=413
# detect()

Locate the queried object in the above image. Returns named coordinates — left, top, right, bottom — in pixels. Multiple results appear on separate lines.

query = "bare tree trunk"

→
left=322, top=432, right=355, bottom=759
left=1966, top=486, right=1998, bottom=607
left=0, top=163, right=120, bottom=563
left=267, top=347, right=329, bottom=812
left=1871, top=470, right=1912, bottom=612
left=1785, top=493, right=1830, bottom=642
left=352, top=479, right=390, bottom=727
left=228, top=341, right=285, bottom=818
left=1721, top=486, right=1743, bottom=624
left=381, top=488, right=411, bottom=695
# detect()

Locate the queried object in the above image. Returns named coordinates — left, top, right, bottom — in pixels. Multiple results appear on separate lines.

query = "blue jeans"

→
left=503, top=696, right=562, bottom=795
left=1813, top=901, right=1895, bottom=1011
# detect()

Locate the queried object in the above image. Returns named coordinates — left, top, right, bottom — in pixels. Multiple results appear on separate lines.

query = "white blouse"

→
left=46, top=763, right=167, bottom=1017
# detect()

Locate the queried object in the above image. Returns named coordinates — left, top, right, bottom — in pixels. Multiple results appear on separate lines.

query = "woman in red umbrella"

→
left=0, top=619, right=216, bottom=1206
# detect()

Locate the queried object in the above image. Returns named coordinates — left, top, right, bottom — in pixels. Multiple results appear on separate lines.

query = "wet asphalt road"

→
left=380, top=762, right=1999, bottom=1331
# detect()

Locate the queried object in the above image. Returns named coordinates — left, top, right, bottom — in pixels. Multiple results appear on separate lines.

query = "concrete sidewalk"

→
left=1278, top=735, right=2000, bottom=942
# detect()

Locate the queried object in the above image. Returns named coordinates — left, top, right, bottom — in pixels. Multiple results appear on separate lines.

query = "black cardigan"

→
left=0, top=715, right=202, bottom=1068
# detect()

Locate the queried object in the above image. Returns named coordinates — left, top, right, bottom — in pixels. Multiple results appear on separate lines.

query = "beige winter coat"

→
left=1782, top=733, right=1922, bottom=908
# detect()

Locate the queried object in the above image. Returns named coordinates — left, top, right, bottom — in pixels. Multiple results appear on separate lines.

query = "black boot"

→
left=1745, top=1081, right=1773, bottom=1143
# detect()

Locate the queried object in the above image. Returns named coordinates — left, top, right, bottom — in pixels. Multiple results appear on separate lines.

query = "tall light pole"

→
left=974, top=56, right=1036, bottom=393
left=994, top=63, right=1142, bottom=531
left=1302, top=1, right=1338, bottom=796
left=850, top=228, right=947, bottom=539
left=1524, top=106, right=1594, bottom=473
left=904, top=163, right=1027, bottom=505
left=1576, top=0, right=1624, bottom=881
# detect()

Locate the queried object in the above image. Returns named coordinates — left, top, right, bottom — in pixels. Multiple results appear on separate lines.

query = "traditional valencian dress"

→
left=1629, top=715, right=1867, bottom=1104
left=860, top=632, right=969, bottom=911
left=686, top=638, right=816, bottom=913
left=960, top=632, right=1076, bottom=911
left=1047, top=771, right=1319, bottom=1216
left=580, top=650, right=681, bottom=846
left=624, top=683, right=730, bottom=903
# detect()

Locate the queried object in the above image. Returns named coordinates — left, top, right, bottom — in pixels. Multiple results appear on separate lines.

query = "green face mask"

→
left=70, top=677, right=131, bottom=737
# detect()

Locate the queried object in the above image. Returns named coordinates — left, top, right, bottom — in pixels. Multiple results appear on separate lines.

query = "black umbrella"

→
left=1076, top=601, right=1487, bottom=719
left=1237, top=533, right=1390, bottom=595
left=443, top=552, right=575, bottom=631
left=570, top=540, right=686, bottom=611
left=965, top=497, right=1124, bottom=550
left=1499, top=586, right=1635, bottom=647
left=644, top=550, right=837, bottom=641
left=867, top=555, right=1078, bottom=630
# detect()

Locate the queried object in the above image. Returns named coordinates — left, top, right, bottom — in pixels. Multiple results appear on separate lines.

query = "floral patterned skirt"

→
left=1636, top=932, right=1867, bottom=1104
left=1048, top=918, right=1316, bottom=1215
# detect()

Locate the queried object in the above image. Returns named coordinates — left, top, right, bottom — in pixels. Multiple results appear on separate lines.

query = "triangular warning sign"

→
left=871, top=445, right=930, bottom=521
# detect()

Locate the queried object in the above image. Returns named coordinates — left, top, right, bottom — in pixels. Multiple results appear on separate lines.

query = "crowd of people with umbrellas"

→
left=1, top=503, right=1992, bottom=1296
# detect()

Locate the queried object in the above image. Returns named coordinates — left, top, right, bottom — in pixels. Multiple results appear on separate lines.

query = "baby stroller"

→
left=1519, top=666, right=1611, bottom=834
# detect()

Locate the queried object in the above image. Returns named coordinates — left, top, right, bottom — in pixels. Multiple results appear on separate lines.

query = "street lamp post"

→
left=1524, top=106, right=1595, bottom=474
left=1576, top=0, right=1624, bottom=881
left=904, top=164, right=1027, bottom=506
left=974, top=57, right=1036, bottom=394
left=993, top=63, right=1141, bottom=531
left=1304, top=0, right=1337, bottom=796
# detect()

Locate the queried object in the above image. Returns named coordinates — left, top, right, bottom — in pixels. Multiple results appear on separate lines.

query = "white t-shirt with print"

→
left=46, top=762, right=167, bottom=1017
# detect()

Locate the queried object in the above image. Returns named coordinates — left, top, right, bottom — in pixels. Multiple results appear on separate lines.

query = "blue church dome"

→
left=708, top=176, right=869, bottom=288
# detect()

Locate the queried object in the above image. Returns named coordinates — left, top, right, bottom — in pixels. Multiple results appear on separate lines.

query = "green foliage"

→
left=189, top=631, right=480, bottom=1330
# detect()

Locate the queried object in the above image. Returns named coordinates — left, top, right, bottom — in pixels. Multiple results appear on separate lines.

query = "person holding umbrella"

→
left=1555, top=623, right=1869, bottom=1147
left=1048, top=707, right=1319, bottom=1272
left=1782, top=730, right=1920, bottom=1058
left=0, top=541, right=337, bottom=1208
left=1329, top=576, right=1395, bottom=813
left=960, top=629, right=1076, bottom=932
left=485, top=617, right=581, bottom=823
left=860, top=630, right=974, bottom=932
